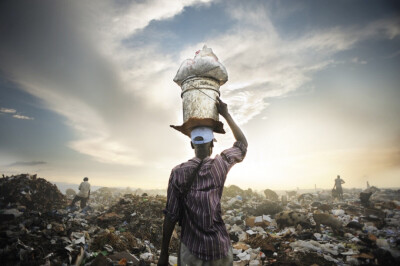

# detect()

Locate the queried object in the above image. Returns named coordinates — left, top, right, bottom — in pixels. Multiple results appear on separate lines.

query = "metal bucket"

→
left=170, top=76, right=226, bottom=137
left=181, top=77, right=220, bottom=123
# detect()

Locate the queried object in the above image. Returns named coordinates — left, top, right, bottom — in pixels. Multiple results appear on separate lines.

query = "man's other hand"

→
left=157, top=254, right=169, bottom=266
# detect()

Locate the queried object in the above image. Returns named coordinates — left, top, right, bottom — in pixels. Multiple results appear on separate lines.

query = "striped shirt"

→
left=164, top=141, right=247, bottom=261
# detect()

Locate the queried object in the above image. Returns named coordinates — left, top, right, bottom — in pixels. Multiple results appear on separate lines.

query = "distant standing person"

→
left=70, top=177, right=91, bottom=208
left=333, top=175, right=345, bottom=200
left=158, top=98, right=248, bottom=265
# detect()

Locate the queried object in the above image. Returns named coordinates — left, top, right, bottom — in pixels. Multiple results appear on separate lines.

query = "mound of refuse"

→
left=223, top=185, right=263, bottom=200
left=0, top=175, right=178, bottom=265
left=91, top=194, right=173, bottom=249
left=1, top=174, right=400, bottom=265
left=0, top=174, right=67, bottom=213
left=221, top=186, right=400, bottom=265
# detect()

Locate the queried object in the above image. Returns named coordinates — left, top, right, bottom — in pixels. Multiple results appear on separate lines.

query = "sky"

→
left=0, top=0, right=399, bottom=191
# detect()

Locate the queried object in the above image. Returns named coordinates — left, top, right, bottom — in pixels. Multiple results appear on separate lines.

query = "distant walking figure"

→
left=70, top=177, right=91, bottom=208
left=333, top=175, right=345, bottom=200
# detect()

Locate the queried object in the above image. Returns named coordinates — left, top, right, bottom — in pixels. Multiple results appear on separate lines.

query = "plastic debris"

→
left=1, top=175, right=400, bottom=265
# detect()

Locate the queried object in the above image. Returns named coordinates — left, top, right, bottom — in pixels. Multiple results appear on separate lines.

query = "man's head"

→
left=83, top=177, right=89, bottom=181
left=337, top=175, right=340, bottom=179
left=190, top=127, right=214, bottom=159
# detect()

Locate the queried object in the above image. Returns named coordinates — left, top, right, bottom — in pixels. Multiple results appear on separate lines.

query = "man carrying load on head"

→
left=158, top=98, right=248, bottom=265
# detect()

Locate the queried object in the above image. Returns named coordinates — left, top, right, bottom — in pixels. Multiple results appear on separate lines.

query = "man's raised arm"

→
left=216, top=97, right=248, bottom=147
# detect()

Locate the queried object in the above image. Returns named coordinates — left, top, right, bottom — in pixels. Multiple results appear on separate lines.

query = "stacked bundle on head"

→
left=171, top=45, right=228, bottom=137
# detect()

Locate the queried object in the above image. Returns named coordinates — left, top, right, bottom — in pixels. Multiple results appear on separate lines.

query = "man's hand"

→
left=216, top=97, right=248, bottom=147
left=157, top=253, right=169, bottom=266
left=159, top=216, right=176, bottom=266
left=216, top=97, right=229, bottom=118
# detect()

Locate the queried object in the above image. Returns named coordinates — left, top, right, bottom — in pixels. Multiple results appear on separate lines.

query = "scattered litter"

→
left=1, top=175, right=400, bottom=265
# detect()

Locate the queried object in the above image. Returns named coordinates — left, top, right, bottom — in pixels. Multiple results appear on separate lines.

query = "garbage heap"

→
left=0, top=174, right=177, bottom=265
left=0, top=174, right=66, bottom=213
left=170, top=45, right=228, bottom=137
left=221, top=186, right=400, bottom=265
left=1, top=174, right=400, bottom=265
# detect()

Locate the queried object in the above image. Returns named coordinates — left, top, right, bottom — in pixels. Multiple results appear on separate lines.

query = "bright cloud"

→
left=0, top=107, right=16, bottom=113
left=12, top=114, right=34, bottom=120
left=185, top=14, right=400, bottom=125
left=0, top=0, right=399, bottom=173
left=0, top=0, right=211, bottom=166
left=0, top=107, right=33, bottom=120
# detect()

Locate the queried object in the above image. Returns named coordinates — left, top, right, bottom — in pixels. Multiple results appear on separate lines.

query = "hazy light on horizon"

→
left=0, top=0, right=399, bottom=190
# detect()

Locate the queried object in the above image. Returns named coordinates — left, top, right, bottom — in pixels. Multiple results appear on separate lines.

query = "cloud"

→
left=7, top=161, right=46, bottom=167
left=0, top=0, right=398, bottom=168
left=0, top=107, right=16, bottom=113
left=0, top=107, right=33, bottom=120
left=351, top=57, right=367, bottom=65
left=87, top=0, right=212, bottom=49
left=0, top=0, right=211, bottom=166
left=180, top=8, right=400, bottom=124
left=12, top=114, right=34, bottom=120
left=384, top=49, right=400, bottom=59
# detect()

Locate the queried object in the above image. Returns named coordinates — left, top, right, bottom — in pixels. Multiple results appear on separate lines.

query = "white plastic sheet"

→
left=174, top=45, right=228, bottom=86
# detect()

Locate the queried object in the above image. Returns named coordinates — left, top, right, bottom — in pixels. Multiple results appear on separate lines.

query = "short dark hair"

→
left=192, top=141, right=214, bottom=149
left=83, top=177, right=89, bottom=181
left=194, top=136, right=204, bottom=141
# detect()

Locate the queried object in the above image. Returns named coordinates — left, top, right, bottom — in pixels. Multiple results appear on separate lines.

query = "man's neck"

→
left=195, top=150, right=210, bottom=159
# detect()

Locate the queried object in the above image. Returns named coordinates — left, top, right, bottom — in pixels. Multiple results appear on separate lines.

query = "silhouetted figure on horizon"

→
left=70, top=177, right=91, bottom=209
left=333, top=175, right=345, bottom=200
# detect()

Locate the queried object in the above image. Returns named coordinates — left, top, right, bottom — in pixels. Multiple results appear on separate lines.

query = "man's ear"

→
left=190, top=141, right=194, bottom=149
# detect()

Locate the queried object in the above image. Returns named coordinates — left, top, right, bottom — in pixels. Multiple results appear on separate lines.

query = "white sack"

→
left=174, top=45, right=228, bottom=86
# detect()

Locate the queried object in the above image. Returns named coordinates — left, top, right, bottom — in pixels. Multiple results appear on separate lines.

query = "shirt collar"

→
left=190, top=156, right=210, bottom=164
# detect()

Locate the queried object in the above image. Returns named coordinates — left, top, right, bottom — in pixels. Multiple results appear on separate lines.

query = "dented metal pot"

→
left=181, top=77, right=220, bottom=123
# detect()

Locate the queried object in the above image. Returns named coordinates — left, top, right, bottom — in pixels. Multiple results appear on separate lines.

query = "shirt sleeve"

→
left=220, top=141, right=247, bottom=165
left=163, top=171, right=181, bottom=223
left=212, top=141, right=247, bottom=184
